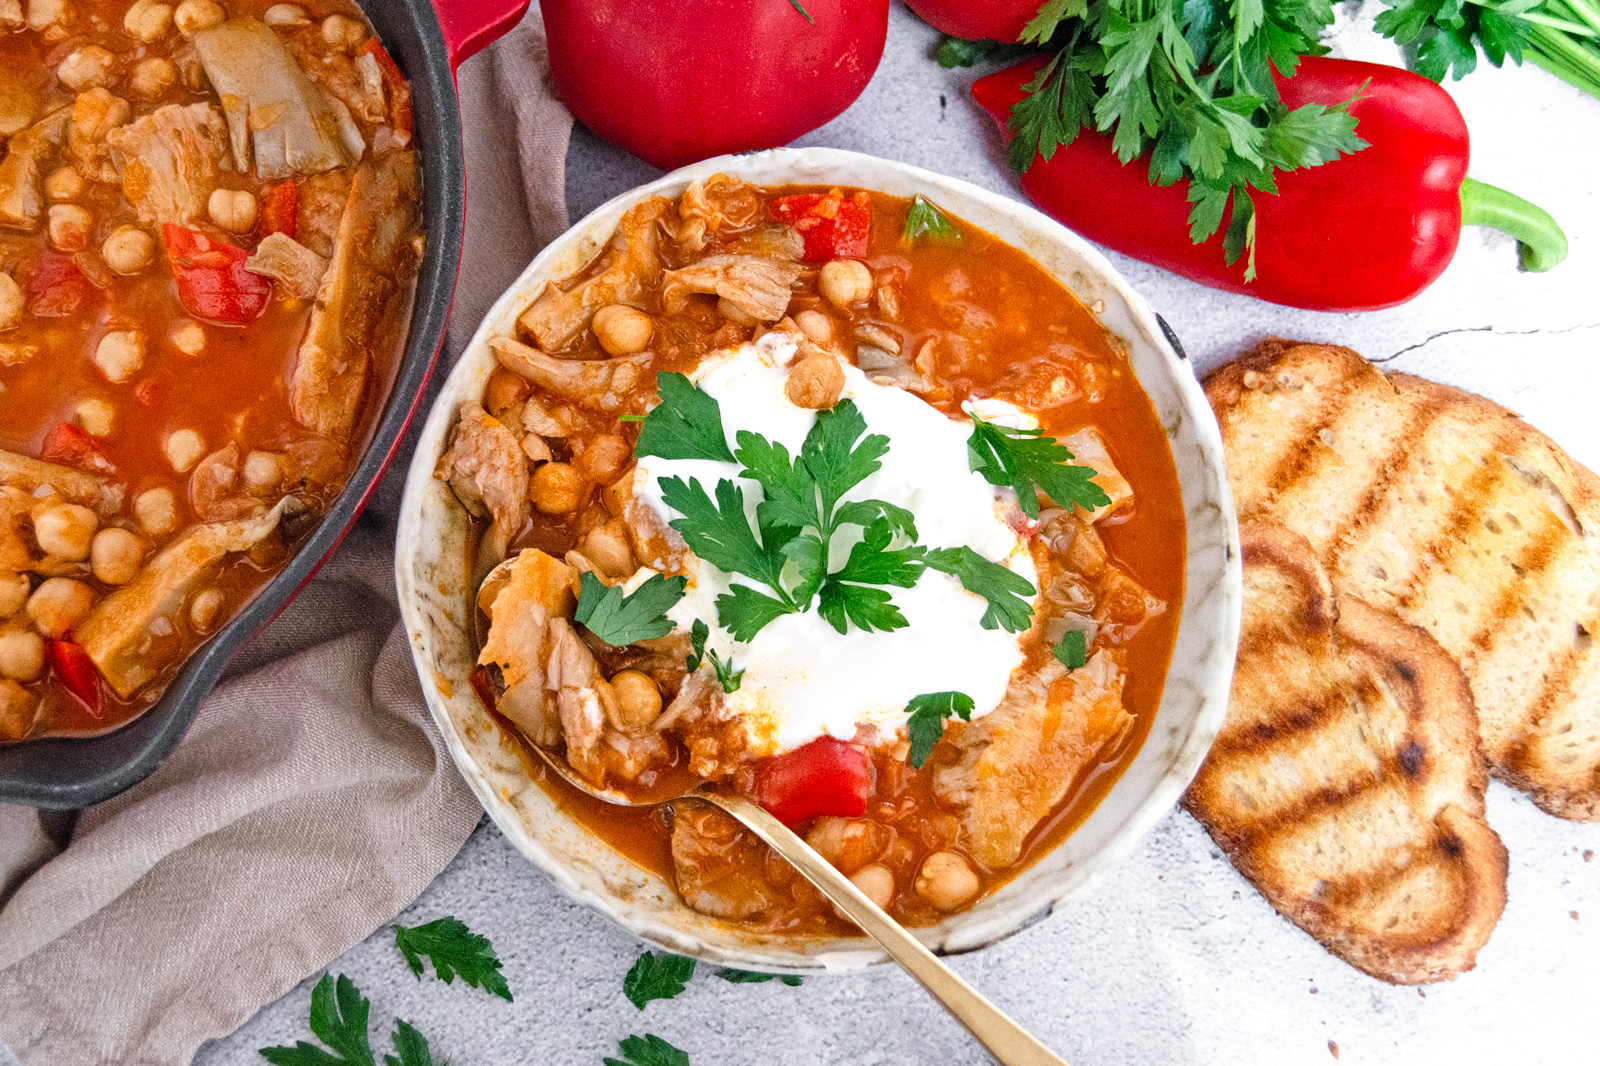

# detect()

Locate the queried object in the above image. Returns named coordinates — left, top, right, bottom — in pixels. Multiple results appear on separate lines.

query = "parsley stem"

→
left=1549, top=0, right=1600, bottom=35
left=1472, top=0, right=1597, bottom=36
left=1525, top=22, right=1600, bottom=97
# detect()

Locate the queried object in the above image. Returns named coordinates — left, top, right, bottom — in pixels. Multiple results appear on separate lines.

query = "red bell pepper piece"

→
left=770, top=191, right=872, bottom=262
left=752, top=735, right=871, bottom=827
left=260, top=181, right=297, bottom=238
left=359, top=37, right=413, bottom=137
left=39, top=422, right=114, bottom=474
left=47, top=640, right=103, bottom=718
left=469, top=663, right=499, bottom=713
left=26, top=253, right=94, bottom=317
left=163, top=224, right=271, bottom=324
left=973, top=56, right=1567, bottom=312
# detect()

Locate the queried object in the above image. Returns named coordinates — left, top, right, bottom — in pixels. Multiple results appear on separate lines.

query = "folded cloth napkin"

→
left=0, top=7, right=574, bottom=1064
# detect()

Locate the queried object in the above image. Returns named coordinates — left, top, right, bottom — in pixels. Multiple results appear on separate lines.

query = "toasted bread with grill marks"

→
left=1207, top=339, right=1600, bottom=820
left=1184, top=521, right=1507, bottom=984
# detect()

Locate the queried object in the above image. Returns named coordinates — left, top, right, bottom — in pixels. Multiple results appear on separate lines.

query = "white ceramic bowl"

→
left=396, top=147, right=1241, bottom=971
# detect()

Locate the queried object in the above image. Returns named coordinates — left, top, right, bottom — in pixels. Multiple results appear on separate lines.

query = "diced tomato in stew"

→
left=47, top=641, right=103, bottom=718
left=260, top=181, right=298, bottom=238
left=359, top=38, right=413, bottom=137
left=770, top=191, right=871, bottom=261
left=39, top=422, right=114, bottom=474
left=27, top=254, right=95, bottom=317
left=163, top=225, right=272, bottom=325
left=753, top=736, right=872, bottom=827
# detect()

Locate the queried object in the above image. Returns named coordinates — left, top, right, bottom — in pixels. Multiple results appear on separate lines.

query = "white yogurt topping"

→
left=630, top=340, right=1036, bottom=757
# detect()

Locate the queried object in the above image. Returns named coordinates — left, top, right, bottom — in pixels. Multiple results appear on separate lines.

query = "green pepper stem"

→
left=1458, top=177, right=1569, bottom=272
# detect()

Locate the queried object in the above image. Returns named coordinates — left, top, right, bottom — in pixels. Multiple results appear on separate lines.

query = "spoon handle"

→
left=707, top=793, right=1071, bottom=1066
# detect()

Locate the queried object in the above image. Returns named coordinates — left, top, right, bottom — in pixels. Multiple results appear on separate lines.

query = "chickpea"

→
left=94, top=330, right=146, bottom=383
left=170, top=319, right=206, bottom=356
left=794, top=309, right=834, bottom=345
left=207, top=188, right=257, bottom=233
left=164, top=428, right=205, bottom=473
left=0, top=273, right=22, bottom=330
left=27, top=578, right=95, bottom=638
left=0, top=572, right=29, bottom=619
left=56, top=46, right=116, bottom=91
left=263, top=3, right=309, bottom=26
left=189, top=587, right=224, bottom=631
left=845, top=863, right=896, bottom=913
left=580, top=519, right=634, bottom=578
left=0, top=626, right=45, bottom=682
left=33, top=503, right=98, bottom=561
left=242, top=451, right=282, bottom=495
left=807, top=817, right=890, bottom=873
left=484, top=366, right=530, bottom=422
left=135, top=487, right=178, bottom=536
left=591, top=304, right=653, bottom=356
left=914, top=851, right=980, bottom=911
left=818, top=259, right=873, bottom=308
left=577, top=433, right=630, bottom=484
left=44, top=166, right=83, bottom=202
left=716, top=297, right=757, bottom=328
left=320, top=13, right=366, bottom=49
left=530, top=461, right=584, bottom=514
left=611, top=669, right=661, bottom=731
left=75, top=398, right=115, bottom=437
left=102, top=226, right=155, bottom=275
left=129, top=57, right=178, bottom=99
left=174, top=0, right=225, bottom=36
left=47, top=204, right=92, bottom=252
left=785, top=354, right=844, bottom=410
left=124, top=0, right=174, bottom=41
left=91, top=527, right=144, bottom=585
left=73, top=88, right=130, bottom=141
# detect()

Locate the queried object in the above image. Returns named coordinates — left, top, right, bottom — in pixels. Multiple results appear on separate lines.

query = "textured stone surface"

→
left=199, top=4, right=1599, bottom=1064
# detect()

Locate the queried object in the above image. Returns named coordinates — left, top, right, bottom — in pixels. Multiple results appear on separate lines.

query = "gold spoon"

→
left=475, top=561, right=1071, bottom=1066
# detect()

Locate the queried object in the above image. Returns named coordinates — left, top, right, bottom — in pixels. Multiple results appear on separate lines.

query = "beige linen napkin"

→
left=0, top=8, right=574, bottom=1065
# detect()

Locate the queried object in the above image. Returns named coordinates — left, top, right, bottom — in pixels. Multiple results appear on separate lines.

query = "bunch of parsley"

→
left=1374, top=0, right=1600, bottom=99
left=951, top=0, right=1368, bottom=276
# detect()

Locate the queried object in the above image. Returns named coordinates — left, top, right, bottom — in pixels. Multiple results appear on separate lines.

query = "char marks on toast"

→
left=1184, top=522, right=1507, bottom=984
left=1207, top=339, right=1600, bottom=820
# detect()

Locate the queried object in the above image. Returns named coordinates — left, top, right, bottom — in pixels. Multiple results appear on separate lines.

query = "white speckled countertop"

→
left=198, top=4, right=1599, bottom=1063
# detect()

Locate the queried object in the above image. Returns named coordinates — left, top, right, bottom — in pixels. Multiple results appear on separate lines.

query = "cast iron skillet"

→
left=0, top=0, right=531, bottom=809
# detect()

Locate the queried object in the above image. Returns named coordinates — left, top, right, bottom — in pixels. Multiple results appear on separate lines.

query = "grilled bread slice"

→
left=1207, top=339, right=1600, bottom=820
left=1185, top=521, right=1507, bottom=983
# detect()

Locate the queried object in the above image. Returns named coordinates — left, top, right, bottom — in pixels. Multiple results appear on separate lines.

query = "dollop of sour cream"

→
left=630, top=338, right=1037, bottom=757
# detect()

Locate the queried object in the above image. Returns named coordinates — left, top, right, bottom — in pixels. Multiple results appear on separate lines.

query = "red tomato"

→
left=753, top=736, right=871, bottom=827
left=903, top=0, right=1039, bottom=42
left=27, top=253, right=95, bottom=317
left=770, top=191, right=871, bottom=261
left=358, top=38, right=412, bottom=136
left=163, top=224, right=271, bottom=325
left=260, top=181, right=297, bottom=238
left=541, top=0, right=890, bottom=171
left=47, top=640, right=103, bottom=718
left=39, top=422, right=114, bottom=474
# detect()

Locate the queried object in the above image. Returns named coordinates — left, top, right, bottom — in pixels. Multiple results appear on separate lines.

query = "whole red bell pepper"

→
left=973, top=56, right=1567, bottom=312
left=752, top=735, right=871, bottom=827
left=903, top=0, right=1038, bottom=44
left=541, top=0, right=890, bottom=171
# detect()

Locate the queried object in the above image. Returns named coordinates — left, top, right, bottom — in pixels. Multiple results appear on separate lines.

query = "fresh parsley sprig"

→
left=905, top=691, right=977, bottom=769
left=924, top=546, right=1037, bottom=633
left=903, top=195, right=961, bottom=243
left=393, top=916, right=513, bottom=1002
left=605, top=1034, right=690, bottom=1066
left=715, top=967, right=803, bottom=985
left=259, top=974, right=440, bottom=1066
left=624, top=952, right=695, bottom=1009
left=688, top=618, right=744, bottom=693
left=967, top=414, right=1111, bottom=520
left=575, top=571, right=688, bottom=647
left=1374, top=0, right=1600, bottom=100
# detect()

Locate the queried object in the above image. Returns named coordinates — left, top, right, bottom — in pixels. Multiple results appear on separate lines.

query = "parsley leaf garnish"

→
left=260, top=973, right=377, bottom=1066
left=966, top=414, right=1111, bottom=519
left=604, top=1034, right=690, bottom=1066
left=687, top=618, right=745, bottom=693
left=633, top=372, right=735, bottom=463
left=800, top=400, right=890, bottom=521
left=715, top=968, right=803, bottom=985
left=903, top=195, right=960, bottom=243
left=383, top=1020, right=438, bottom=1066
left=924, top=546, right=1037, bottom=633
left=393, top=916, right=513, bottom=1002
left=905, top=691, right=976, bottom=769
left=787, top=0, right=815, bottom=25
left=623, top=951, right=695, bottom=1009
left=660, top=477, right=792, bottom=599
left=1054, top=629, right=1089, bottom=670
left=575, top=571, right=688, bottom=647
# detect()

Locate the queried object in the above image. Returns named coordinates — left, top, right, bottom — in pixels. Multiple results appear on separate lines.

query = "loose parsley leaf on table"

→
left=633, top=372, right=735, bottom=463
left=1054, top=629, right=1089, bottom=670
left=383, top=1020, right=439, bottom=1066
left=903, top=195, right=961, bottom=243
left=905, top=691, right=976, bottom=769
left=623, top=951, right=695, bottom=1009
left=393, top=916, right=513, bottom=1002
left=715, top=967, right=803, bottom=986
left=924, top=546, right=1037, bottom=633
left=604, top=1034, right=691, bottom=1066
left=936, top=34, right=1021, bottom=68
left=966, top=415, right=1111, bottom=520
left=575, top=571, right=688, bottom=647
left=260, top=973, right=376, bottom=1066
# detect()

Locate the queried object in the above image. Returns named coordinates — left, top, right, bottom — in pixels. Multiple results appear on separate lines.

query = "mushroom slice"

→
left=0, top=448, right=123, bottom=516
left=659, top=254, right=801, bottom=322
left=243, top=231, right=328, bottom=298
left=490, top=336, right=648, bottom=412
left=517, top=197, right=668, bottom=352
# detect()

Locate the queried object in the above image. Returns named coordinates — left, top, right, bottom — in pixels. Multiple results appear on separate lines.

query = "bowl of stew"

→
left=396, top=147, right=1241, bottom=968
left=0, top=0, right=503, bottom=806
